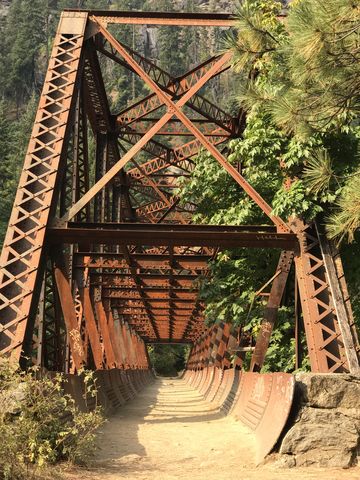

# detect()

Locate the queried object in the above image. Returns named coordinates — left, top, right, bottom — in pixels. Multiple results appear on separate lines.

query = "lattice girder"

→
left=0, top=12, right=88, bottom=361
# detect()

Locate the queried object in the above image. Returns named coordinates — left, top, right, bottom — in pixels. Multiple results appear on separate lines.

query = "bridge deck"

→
left=67, top=377, right=360, bottom=480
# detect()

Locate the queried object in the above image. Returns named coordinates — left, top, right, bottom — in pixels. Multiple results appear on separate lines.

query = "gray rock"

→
left=0, top=382, right=27, bottom=415
left=295, top=373, right=360, bottom=409
left=274, top=375, right=360, bottom=468
left=273, top=454, right=296, bottom=468
left=279, top=402, right=359, bottom=467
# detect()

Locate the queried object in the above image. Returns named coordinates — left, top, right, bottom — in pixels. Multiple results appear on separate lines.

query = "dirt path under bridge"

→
left=67, top=377, right=360, bottom=480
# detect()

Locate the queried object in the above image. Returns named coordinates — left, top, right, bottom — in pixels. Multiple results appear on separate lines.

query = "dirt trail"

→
left=68, top=377, right=360, bottom=480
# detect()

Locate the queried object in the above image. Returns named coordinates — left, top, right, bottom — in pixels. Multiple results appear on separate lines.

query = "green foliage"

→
left=258, top=307, right=309, bottom=373
left=0, top=360, right=104, bottom=480
left=303, top=149, right=336, bottom=197
left=272, top=179, right=323, bottom=220
left=228, top=0, right=285, bottom=73
left=0, top=0, right=49, bottom=106
left=285, top=0, right=360, bottom=128
left=340, top=233, right=360, bottom=322
left=148, top=344, right=190, bottom=376
left=198, top=249, right=279, bottom=326
left=229, top=0, right=360, bottom=243
left=180, top=110, right=287, bottom=226
left=326, top=172, right=360, bottom=244
left=0, top=98, right=37, bottom=249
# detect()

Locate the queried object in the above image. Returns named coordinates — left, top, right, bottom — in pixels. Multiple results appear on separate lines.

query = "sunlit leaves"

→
left=272, top=179, right=323, bottom=220
left=303, top=149, right=335, bottom=196
left=326, top=171, right=360, bottom=244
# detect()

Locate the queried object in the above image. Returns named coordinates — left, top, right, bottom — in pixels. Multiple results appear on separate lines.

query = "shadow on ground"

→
left=87, top=376, right=225, bottom=476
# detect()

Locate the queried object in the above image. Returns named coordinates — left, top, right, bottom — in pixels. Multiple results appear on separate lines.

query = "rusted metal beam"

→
left=121, top=245, right=160, bottom=339
left=0, top=12, right=88, bottom=361
left=89, top=23, right=289, bottom=232
left=294, top=220, right=359, bottom=373
left=105, top=307, right=123, bottom=368
left=52, top=254, right=86, bottom=371
left=59, top=26, right=232, bottom=222
left=119, top=119, right=231, bottom=137
left=86, top=11, right=237, bottom=26
left=104, top=290, right=197, bottom=300
left=113, top=52, right=233, bottom=131
left=315, top=224, right=360, bottom=373
left=215, top=322, right=231, bottom=368
left=93, top=288, right=117, bottom=369
left=48, top=223, right=297, bottom=249
left=111, top=298, right=197, bottom=306
left=83, top=43, right=135, bottom=222
left=74, top=253, right=211, bottom=270
left=250, top=251, right=294, bottom=372
left=128, top=318, right=198, bottom=324
left=126, top=134, right=224, bottom=182
left=146, top=340, right=193, bottom=345
left=73, top=268, right=104, bottom=370
left=120, top=307, right=195, bottom=314
left=93, top=281, right=197, bottom=291
left=37, top=262, right=66, bottom=371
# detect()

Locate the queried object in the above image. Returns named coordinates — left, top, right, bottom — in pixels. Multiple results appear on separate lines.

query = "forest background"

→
left=0, top=0, right=359, bottom=372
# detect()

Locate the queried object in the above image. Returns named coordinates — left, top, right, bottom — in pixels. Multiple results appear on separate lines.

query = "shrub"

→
left=0, top=359, right=104, bottom=480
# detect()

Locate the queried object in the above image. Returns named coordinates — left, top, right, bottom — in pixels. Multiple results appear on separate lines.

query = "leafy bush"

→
left=0, top=360, right=104, bottom=480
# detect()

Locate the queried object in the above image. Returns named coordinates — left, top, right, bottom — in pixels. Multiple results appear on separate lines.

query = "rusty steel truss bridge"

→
left=1, top=8, right=360, bottom=397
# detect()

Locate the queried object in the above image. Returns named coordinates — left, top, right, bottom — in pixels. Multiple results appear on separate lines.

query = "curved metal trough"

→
left=186, top=367, right=295, bottom=463
left=61, top=368, right=154, bottom=415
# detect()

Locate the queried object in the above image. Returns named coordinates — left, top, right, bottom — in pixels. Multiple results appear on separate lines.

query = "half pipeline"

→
left=183, top=367, right=294, bottom=464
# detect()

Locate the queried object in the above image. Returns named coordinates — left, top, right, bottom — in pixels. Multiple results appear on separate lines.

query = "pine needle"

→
left=326, top=170, right=360, bottom=244
left=303, top=149, right=335, bottom=195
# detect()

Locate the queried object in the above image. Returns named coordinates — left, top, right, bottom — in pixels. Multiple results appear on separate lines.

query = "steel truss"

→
left=0, top=10, right=359, bottom=374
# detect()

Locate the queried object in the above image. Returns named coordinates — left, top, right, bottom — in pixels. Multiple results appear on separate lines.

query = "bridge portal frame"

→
left=0, top=10, right=359, bottom=375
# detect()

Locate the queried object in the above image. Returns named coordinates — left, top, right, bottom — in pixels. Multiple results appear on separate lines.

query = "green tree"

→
left=0, top=97, right=37, bottom=249
left=229, top=0, right=360, bottom=243
left=0, top=0, right=48, bottom=107
left=148, top=344, right=190, bottom=376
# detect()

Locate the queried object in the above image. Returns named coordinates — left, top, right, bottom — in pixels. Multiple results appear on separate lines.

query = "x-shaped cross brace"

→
left=60, top=18, right=290, bottom=233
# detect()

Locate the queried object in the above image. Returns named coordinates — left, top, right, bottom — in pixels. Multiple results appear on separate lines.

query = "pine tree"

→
left=228, top=0, right=360, bottom=245
left=156, top=0, right=186, bottom=77
left=0, top=0, right=48, bottom=107
left=0, top=97, right=37, bottom=248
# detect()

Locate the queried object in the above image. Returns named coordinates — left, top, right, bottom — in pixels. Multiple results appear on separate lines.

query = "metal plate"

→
left=231, top=372, right=295, bottom=463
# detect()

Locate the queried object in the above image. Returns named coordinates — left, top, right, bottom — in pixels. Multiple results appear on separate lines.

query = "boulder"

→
left=280, top=408, right=358, bottom=468
left=295, top=373, right=360, bottom=409
left=275, top=374, right=360, bottom=468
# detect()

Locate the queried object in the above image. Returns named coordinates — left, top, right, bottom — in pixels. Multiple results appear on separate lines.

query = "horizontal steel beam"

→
left=104, top=291, right=197, bottom=299
left=93, top=280, right=197, bottom=288
left=145, top=340, right=193, bottom=344
left=83, top=11, right=237, bottom=26
left=103, top=285, right=196, bottom=292
left=111, top=298, right=197, bottom=305
left=128, top=316, right=196, bottom=321
left=75, top=253, right=211, bottom=269
left=90, top=273, right=198, bottom=280
left=48, top=223, right=297, bottom=249
left=122, top=309, right=194, bottom=315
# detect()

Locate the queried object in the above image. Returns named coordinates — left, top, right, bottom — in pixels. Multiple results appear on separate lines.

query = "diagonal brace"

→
left=60, top=25, right=231, bottom=224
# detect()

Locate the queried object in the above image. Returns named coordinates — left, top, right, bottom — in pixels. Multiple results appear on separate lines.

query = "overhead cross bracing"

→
left=0, top=9, right=359, bottom=377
